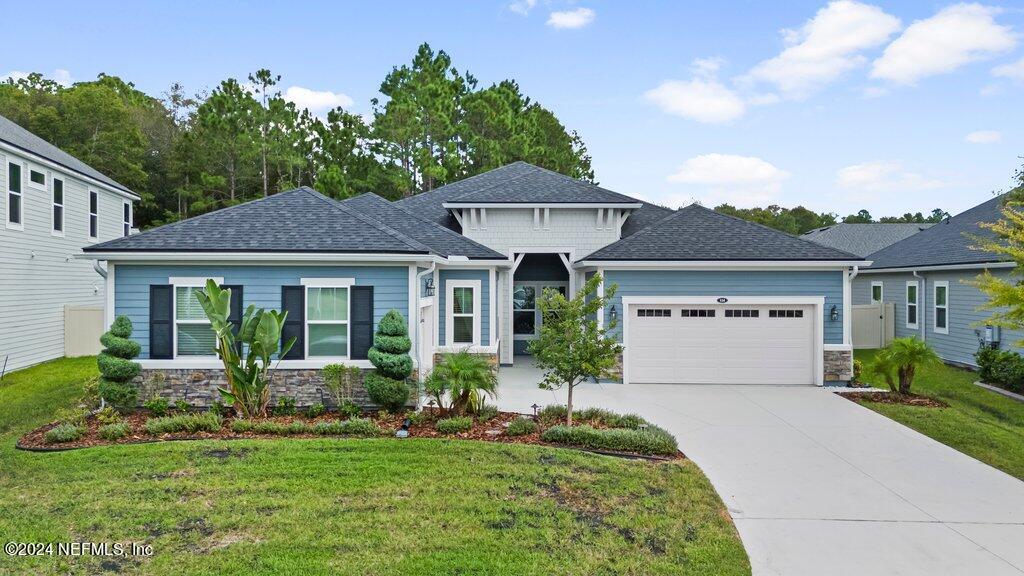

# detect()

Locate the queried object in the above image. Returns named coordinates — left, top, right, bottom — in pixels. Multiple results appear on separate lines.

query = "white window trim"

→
left=88, top=189, right=98, bottom=240
left=512, top=280, right=569, bottom=341
left=27, top=166, right=47, bottom=190
left=122, top=200, right=132, bottom=237
left=905, top=280, right=919, bottom=329
left=51, top=177, right=65, bottom=237
left=933, top=281, right=949, bottom=334
left=302, top=279, right=354, bottom=360
left=871, top=281, right=884, bottom=304
left=446, top=279, right=481, bottom=346
left=6, top=161, right=23, bottom=231
left=169, top=276, right=223, bottom=360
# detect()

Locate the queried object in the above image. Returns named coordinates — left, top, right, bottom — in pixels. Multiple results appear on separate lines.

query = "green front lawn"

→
left=854, top=349, right=1024, bottom=479
left=0, top=358, right=749, bottom=576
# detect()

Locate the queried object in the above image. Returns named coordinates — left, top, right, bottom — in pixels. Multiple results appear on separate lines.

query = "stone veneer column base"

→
left=823, top=349, right=854, bottom=384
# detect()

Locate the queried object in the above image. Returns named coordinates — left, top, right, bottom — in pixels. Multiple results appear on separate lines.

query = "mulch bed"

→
left=839, top=391, right=949, bottom=408
left=17, top=409, right=682, bottom=461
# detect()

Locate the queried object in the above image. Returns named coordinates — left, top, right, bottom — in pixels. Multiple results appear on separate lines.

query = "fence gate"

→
left=65, top=306, right=104, bottom=357
left=852, top=303, right=894, bottom=349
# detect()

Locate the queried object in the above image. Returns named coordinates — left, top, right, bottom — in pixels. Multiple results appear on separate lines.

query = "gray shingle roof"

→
left=865, top=193, right=1009, bottom=269
left=583, top=204, right=862, bottom=261
left=802, top=223, right=931, bottom=257
left=0, top=114, right=135, bottom=196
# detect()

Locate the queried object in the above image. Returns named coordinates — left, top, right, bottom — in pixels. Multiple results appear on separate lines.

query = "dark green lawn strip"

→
left=854, top=350, right=1024, bottom=479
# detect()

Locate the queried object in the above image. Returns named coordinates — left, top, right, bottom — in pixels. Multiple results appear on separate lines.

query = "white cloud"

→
left=836, top=161, right=947, bottom=192
left=644, top=78, right=746, bottom=124
left=992, top=56, right=1024, bottom=82
left=861, top=85, right=888, bottom=98
left=965, top=130, right=1001, bottom=144
left=4, top=69, right=73, bottom=87
left=666, top=153, right=790, bottom=206
left=547, top=7, right=595, bottom=29
left=283, top=86, right=354, bottom=114
left=745, top=0, right=901, bottom=98
left=871, top=4, right=1016, bottom=84
left=508, top=0, right=536, bottom=16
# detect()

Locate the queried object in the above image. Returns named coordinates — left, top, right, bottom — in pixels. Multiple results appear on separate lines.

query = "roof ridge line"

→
left=364, top=193, right=505, bottom=257
left=446, top=165, right=539, bottom=202
left=301, top=188, right=433, bottom=254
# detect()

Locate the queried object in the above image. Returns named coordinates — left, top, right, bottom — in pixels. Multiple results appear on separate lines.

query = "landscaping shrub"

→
left=53, top=406, right=89, bottom=427
left=306, top=402, right=326, bottom=418
left=230, top=419, right=254, bottom=433
left=272, top=396, right=297, bottom=416
left=506, top=417, right=537, bottom=436
left=174, top=399, right=191, bottom=413
left=312, top=418, right=383, bottom=436
left=210, top=400, right=228, bottom=417
left=45, top=423, right=85, bottom=444
left=95, top=406, right=122, bottom=425
left=537, top=405, right=568, bottom=427
left=231, top=419, right=312, bottom=435
left=98, top=422, right=131, bottom=441
left=338, top=400, right=362, bottom=419
left=288, top=421, right=311, bottom=435
left=435, top=416, right=473, bottom=434
left=144, top=396, right=170, bottom=417
left=364, top=372, right=410, bottom=411
left=97, top=316, right=141, bottom=412
left=852, top=358, right=864, bottom=384
left=427, top=352, right=497, bottom=416
left=475, top=404, right=499, bottom=422
left=145, top=413, right=223, bottom=435
left=322, top=363, right=362, bottom=408
left=574, top=407, right=645, bottom=429
left=253, top=421, right=289, bottom=435
left=541, top=424, right=678, bottom=456
left=406, top=410, right=430, bottom=425
left=975, top=347, right=1024, bottom=393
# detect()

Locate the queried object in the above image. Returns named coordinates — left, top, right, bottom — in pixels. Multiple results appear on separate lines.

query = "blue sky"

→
left=4, top=0, right=1024, bottom=217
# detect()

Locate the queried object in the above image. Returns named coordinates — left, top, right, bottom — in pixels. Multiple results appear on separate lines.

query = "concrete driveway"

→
left=496, top=358, right=1024, bottom=576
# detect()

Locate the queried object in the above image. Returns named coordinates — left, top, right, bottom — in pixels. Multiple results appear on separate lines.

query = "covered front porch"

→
left=503, top=251, right=576, bottom=363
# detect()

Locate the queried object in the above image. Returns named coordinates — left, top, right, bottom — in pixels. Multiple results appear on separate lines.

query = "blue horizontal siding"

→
left=115, top=264, right=410, bottom=359
left=438, top=268, right=490, bottom=346
left=604, top=270, right=845, bottom=344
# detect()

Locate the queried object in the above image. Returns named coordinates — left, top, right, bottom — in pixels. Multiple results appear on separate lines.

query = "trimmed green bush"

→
left=364, top=372, right=410, bottom=411
left=537, top=405, right=568, bottom=427
left=174, top=399, right=190, bottom=413
left=145, top=413, right=223, bottom=435
left=312, top=418, right=383, bottom=436
left=575, top=407, right=645, bottom=430
left=368, top=310, right=413, bottom=380
left=541, top=424, right=678, bottom=456
left=253, top=421, right=289, bottom=435
left=97, top=316, right=141, bottom=412
left=99, top=330, right=141, bottom=359
left=338, top=400, right=361, bottom=419
left=272, top=396, right=297, bottom=416
left=97, top=350, right=141, bottom=381
left=95, top=406, right=122, bottom=425
left=230, top=419, right=254, bottom=433
left=98, top=422, right=131, bottom=441
left=54, top=406, right=89, bottom=426
left=306, top=402, right=326, bottom=418
left=45, top=423, right=85, bottom=444
left=976, top=347, right=1024, bottom=393
left=506, top=417, right=538, bottom=436
left=98, top=380, right=137, bottom=413
left=435, top=416, right=474, bottom=434
left=144, top=396, right=170, bottom=417
left=475, top=404, right=499, bottom=421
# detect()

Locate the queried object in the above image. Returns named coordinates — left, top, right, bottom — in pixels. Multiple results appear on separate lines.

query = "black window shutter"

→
left=281, top=286, right=304, bottom=359
left=149, top=285, right=173, bottom=359
left=350, top=286, right=374, bottom=360
left=222, top=285, right=243, bottom=355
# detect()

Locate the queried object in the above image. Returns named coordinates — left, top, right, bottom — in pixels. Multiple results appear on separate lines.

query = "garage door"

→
left=626, top=304, right=815, bottom=385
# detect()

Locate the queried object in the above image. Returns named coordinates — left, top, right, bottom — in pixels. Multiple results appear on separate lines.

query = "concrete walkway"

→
left=496, top=357, right=1024, bottom=576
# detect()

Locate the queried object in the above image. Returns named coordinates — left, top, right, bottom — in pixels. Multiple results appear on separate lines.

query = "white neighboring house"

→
left=0, top=115, right=139, bottom=373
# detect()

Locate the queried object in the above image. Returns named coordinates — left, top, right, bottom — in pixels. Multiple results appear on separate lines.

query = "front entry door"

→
left=513, top=281, right=568, bottom=353
left=419, top=304, right=434, bottom=374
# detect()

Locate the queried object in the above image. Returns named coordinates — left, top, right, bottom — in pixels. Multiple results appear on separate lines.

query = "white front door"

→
left=626, top=304, right=816, bottom=385
left=419, top=304, right=434, bottom=374
left=512, top=281, right=568, bottom=345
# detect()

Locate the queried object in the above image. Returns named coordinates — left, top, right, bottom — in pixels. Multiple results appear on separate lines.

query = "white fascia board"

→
left=78, top=251, right=513, bottom=268
left=621, top=295, right=825, bottom=306
left=859, top=262, right=1013, bottom=274
left=443, top=202, right=642, bottom=209
left=575, top=260, right=867, bottom=270
left=0, top=140, right=141, bottom=201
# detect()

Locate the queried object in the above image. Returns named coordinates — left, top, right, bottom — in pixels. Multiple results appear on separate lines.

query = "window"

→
left=679, top=309, right=715, bottom=317
left=51, top=178, right=64, bottom=234
left=174, top=285, right=216, bottom=357
left=934, top=281, right=948, bottom=334
left=306, top=286, right=350, bottom=357
left=7, top=162, right=21, bottom=228
left=638, top=308, right=673, bottom=317
left=28, top=168, right=45, bottom=189
left=513, top=282, right=567, bottom=338
left=447, top=279, right=481, bottom=345
left=871, top=281, right=883, bottom=303
left=123, top=201, right=132, bottom=237
left=769, top=309, right=803, bottom=318
left=88, top=190, right=98, bottom=239
left=725, top=309, right=759, bottom=318
left=906, top=281, right=919, bottom=329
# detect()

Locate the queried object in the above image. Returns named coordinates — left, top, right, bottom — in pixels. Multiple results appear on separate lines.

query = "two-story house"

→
left=82, top=161, right=864, bottom=406
left=0, top=115, right=139, bottom=372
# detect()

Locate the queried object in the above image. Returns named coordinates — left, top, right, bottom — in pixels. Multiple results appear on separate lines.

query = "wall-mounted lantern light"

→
left=609, top=305, right=618, bottom=322
left=829, top=305, right=838, bottom=322
left=424, top=278, right=435, bottom=297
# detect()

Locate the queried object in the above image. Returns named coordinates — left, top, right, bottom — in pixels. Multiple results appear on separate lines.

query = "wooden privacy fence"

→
left=852, top=303, right=894, bottom=349
left=65, top=305, right=104, bottom=357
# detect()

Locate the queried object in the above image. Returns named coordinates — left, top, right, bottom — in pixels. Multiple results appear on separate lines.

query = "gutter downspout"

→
left=93, top=260, right=107, bottom=279
left=847, top=265, right=859, bottom=347
left=913, top=271, right=925, bottom=341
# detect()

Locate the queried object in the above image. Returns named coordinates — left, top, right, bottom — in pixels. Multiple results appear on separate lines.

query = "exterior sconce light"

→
left=609, top=305, right=618, bottom=322
left=424, top=278, right=435, bottom=297
left=830, top=305, right=838, bottom=322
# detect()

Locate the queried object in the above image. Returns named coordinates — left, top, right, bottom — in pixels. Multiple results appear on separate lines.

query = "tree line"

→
left=714, top=204, right=949, bottom=235
left=0, top=43, right=593, bottom=229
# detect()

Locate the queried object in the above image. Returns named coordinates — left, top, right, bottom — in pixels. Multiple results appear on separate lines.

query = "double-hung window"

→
left=306, top=285, right=350, bottom=358
left=906, top=281, right=918, bottom=329
left=447, top=279, right=481, bottom=346
left=934, top=281, right=949, bottom=334
left=123, top=201, right=132, bottom=237
left=172, top=278, right=222, bottom=357
left=88, top=190, right=98, bottom=239
left=52, top=178, right=64, bottom=235
left=870, top=281, right=883, bottom=303
left=7, top=162, right=22, bottom=228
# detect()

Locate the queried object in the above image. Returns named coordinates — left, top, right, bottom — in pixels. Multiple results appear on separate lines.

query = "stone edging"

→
left=974, top=381, right=1024, bottom=403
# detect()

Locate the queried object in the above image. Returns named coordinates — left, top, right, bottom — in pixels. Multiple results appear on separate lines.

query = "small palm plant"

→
left=429, top=350, right=497, bottom=416
left=867, top=337, right=939, bottom=395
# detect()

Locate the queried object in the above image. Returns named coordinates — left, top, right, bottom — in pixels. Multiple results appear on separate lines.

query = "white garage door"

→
left=626, top=304, right=816, bottom=385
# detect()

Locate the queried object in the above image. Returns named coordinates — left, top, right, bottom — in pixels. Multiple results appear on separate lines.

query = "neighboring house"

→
left=0, top=115, right=139, bottom=372
left=82, top=161, right=864, bottom=406
left=802, top=223, right=931, bottom=257
left=853, top=194, right=1017, bottom=367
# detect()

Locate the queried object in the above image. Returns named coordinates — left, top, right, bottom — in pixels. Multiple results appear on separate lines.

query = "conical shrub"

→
left=366, top=309, right=412, bottom=409
left=97, top=315, right=141, bottom=412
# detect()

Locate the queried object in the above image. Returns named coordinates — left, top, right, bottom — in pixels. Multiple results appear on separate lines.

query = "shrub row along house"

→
left=80, top=161, right=864, bottom=405
left=0, top=115, right=138, bottom=372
